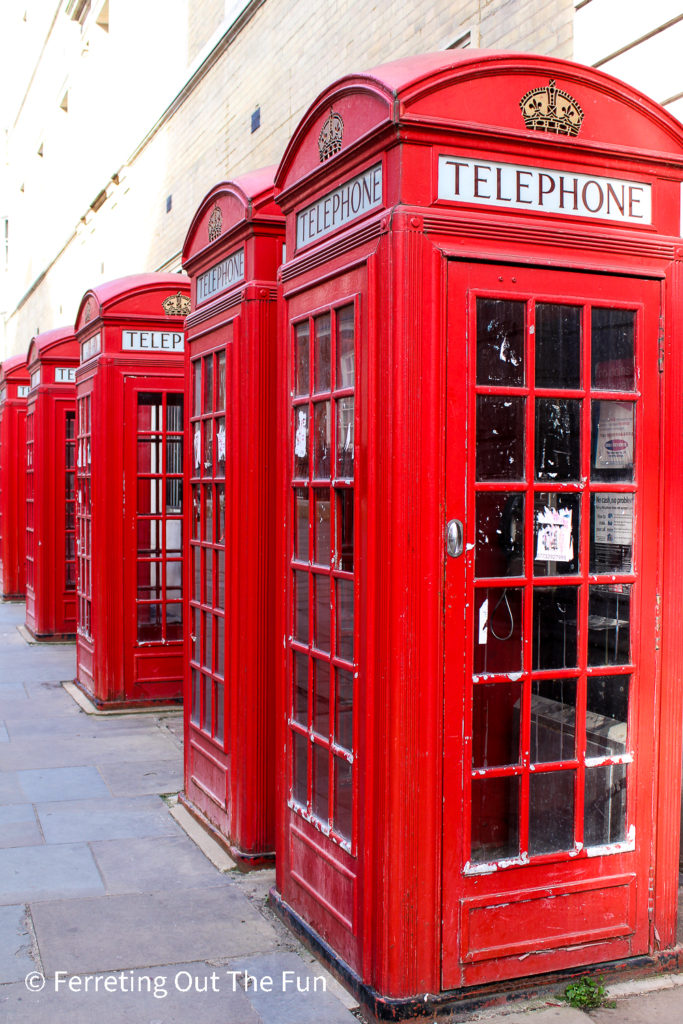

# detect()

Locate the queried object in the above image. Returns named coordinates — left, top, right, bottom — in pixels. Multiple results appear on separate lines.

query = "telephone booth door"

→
left=443, top=262, right=661, bottom=985
left=124, top=378, right=185, bottom=700
left=0, top=358, right=29, bottom=599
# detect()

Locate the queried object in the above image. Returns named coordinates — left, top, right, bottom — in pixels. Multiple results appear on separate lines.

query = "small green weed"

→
left=562, top=975, right=616, bottom=1010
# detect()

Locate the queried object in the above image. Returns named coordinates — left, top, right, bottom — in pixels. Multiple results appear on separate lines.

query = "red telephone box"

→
left=73, top=274, right=190, bottom=709
left=180, top=168, right=284, bottom=864
left=0, top=356, right=30, bottom=599
left=272, top=51, right=683, bottom=1013
left=25, top=328, right=79, bottom=640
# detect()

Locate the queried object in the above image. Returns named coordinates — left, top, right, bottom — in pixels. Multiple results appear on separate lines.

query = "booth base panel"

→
left=20, top=622, right=76, bottom=643
left=177, top=791, right=275, bottom=871
left=1, top=593, right=25, bottom=602
left=71, top=675, right=182, bottom=711
left=269, top=888, right=683, bottom=1022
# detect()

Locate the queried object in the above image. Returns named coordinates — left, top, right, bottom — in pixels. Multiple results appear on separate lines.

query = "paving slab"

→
left=232, top=951, right=359, bottom=1023
left=588, top=982, right=683, bottom=1023
left=0, top=771, right=25, bottom=804
left=17, top=766, right=111, bottom=803
left=0, top=681, right=28, bottom=701
left=89, top=836, right=232, bottom=895
left=0, top=962, right=262, bottom=1024
left=0, top=731, right=182, bottom=770
left=97, top=758, right=182, bottom=797
left=0, top=721, right=8, bottom=742
left=31, top=886, right=280, bottom=974
left=0, top=804, right=43, bottom=849
left=0, top=904, right=36, bottom=984
left=0, top=843, right=105, bottom=904
left=36, top=795, right=179, bottom=844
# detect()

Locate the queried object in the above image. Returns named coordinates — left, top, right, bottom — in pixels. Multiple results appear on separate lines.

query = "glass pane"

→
left=313, top=574, right=331, bottom=652
left=192, top=487, right=201, bottom=539
left=313, top=491, right=330, bottom=565
left=336, top=305, right=355, bottom=389
left=193, top=545, right=201, bottom=599
left=202, top=675, right=212, bottom=733
left=215, top=682, right=224, bottom=745
left=216, top=485, right=225, bottom=545
left=165, top=478, right=183, bottom=514
left=203, top=420, right=213, bottom=475
left=590, top=493, right=633, bottom=574
left=476, top=396, right=525, bottom=481
left=472, top=681, right=521, bottom=768
left=336, top=489, right=354, bottom=572
left=137, top=561, right=162, bottom=601
left=166, top=395, right=183, bottom=431
left=335, top=668, right=353, bottom=751
left=137, top=439, right=161, bottom=474
left=473, top=587, right=523, bottom=675
left=217, top=549, right=225, bottom=608
left=336, top=578, right=354, bottom=662
left=475, top=492, right=524, bottom=578
left=215, top=614, right=224, bottom=674
left=216, top=350, right=226, bottom=410
left=191, top=668, right=200, bottom=725
left=192, top=608, right=200, bottom=662
left=592, top=308, right=635, bottom=391
left=584, top=764, right=627, bottom=846
left=203, top=612, right=213, bottom=670
left=313, top=659, right=330, bottom=735
left=138, top=478, right=162, bottom=514
left=336, top=397, right=354, bottom=478
left=476, top=297, right=525, bottom=387
left=333, top=757, right=353, bottom=841
left=314, top=313, right=331, bottom=393
left=313, top=401, right=330, bottom=478
left=586, top=675, right=629, bottom=757
left=138, top=603, right=162, bottom=642
left=137, top=393, right=162, bottom=431
left=193, top=360, right=201, bottom=416
left=294, top=488, right=309, bottom=562
left=203, top=548, right=213, bottom=606
left=535, top=398, right=581, bottom=481
left=533, top=493, right=580, bottom=576
left=295, top=322, right=310, bottom=397
left=203, top=485, right=213, bottom=542
left=138, top=519, right=162, bottom=557
left=165, top=519, right=182, bottom=556
left=203, top=354, right=214, bottom=411
left=530, top=679, right=577, bottom=763
left=312, top=744, right=329, bottom=821
left=535, top=304, right=581, bottom=389
left=587, top=585, right=630, bottom=666
left=471, top=776, right=520, bottom=863
left=532, top=586, right=578, bottom=670
left=292, top=652, right=308, bottom=726
left=293, top=570, right=309, bottom=644
left=166, top=603, right=183, bottom=642
left=216, top=417, right=226, bottom=478
left=192, top=423, right=201, bottom=474
left=591, top=401, right=634, bottom=482
left=529, top=771, right=575, bottom=854
left=294, top=407, right=309, bottom=478
left=292, top=731, right=308, bottom=806
left=165, top=434, right=183, bottom=475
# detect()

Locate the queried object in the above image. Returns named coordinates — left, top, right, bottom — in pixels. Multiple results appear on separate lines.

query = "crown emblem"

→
left=520, top=80, right=583, bottom=137
left=84, top=298, right=96, bottom=323
left=207, top=203, right=222, bottom=242
left=162, top=291, right=191, bottom=316
left=318, top=107, right=344, bottom=162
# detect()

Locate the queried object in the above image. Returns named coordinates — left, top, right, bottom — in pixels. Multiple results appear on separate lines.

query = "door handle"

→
left=446, top=519, right=464, bottom=558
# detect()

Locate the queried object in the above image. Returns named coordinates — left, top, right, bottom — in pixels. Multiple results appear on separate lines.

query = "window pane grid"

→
left=470, top=295, right=636, bottom=867
left=288, top=302, right=357, bottom=849
left=188, top=351, right=227, bottom=744
left=76, top=395, right=92, bottom=637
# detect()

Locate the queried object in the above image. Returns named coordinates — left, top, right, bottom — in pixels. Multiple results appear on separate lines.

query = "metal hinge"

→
left=658, top=316, right=665, bottom=372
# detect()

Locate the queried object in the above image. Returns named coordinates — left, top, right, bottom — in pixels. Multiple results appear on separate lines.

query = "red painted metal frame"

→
left=24, top=327, right=79, bottom=640
left=272, top=50, right=683, bottom=1011
left=72, top=274, right=189, bottom=708
left=0, top=356, right=30, bottom=599
left=181, top=168, right=283, bottom=866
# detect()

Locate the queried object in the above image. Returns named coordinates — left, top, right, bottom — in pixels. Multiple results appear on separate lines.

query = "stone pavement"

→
left=1, top=598, right=683, bottom=1023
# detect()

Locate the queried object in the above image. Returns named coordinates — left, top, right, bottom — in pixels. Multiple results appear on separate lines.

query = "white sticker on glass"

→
left=216, top=424, right=226, bottom=462
left=478, top=598, right=489, bottom=645
left=294, top=409, right=308, bottom=458
left=536, top=506, right=573, bottom=562
left=193, top=428, right=201, bottom=468
left=594, top=402, right=633, bottom=470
